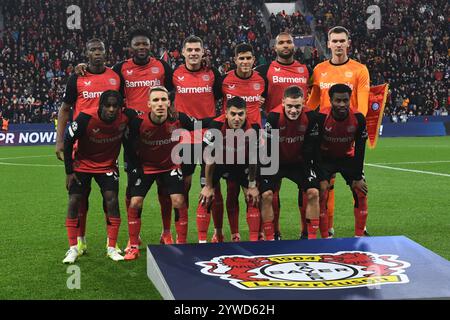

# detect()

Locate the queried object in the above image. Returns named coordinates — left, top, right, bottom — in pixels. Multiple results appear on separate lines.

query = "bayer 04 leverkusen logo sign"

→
left=196, top=251, right=410, bottom=290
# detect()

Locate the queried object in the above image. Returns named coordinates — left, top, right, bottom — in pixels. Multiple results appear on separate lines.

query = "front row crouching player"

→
left=123, top=86, right=210, bottom=260
left=197, top=96, right=261, bottom=242
left=62, top=90, right=136, bottom=263
left=260, top=86, right=320, bottom=240
left=306, top=84, right=369, bottom=238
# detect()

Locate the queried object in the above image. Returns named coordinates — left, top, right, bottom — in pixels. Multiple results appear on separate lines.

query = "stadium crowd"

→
left=0, top=0, right=448, bottom=124
left=305, top=0, right=449, bottom=119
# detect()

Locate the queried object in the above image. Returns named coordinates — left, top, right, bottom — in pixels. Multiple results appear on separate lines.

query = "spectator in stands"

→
left=0, top=0, right=447, bottom=121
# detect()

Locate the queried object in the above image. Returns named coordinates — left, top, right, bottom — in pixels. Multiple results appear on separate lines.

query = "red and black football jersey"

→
left=63, top=109, right=137, bottom=174
left=305, top=108, right=368, bottom=179
left=221, top=70, right=267, bottom=126
left=63, top=68, right=121, bottom=119
left=127, top=112, right=201, bottom=174
left=255, top=60, right=310, bottom=112
left=173, top=65, right=222, bottom=143
left=112, top=58, right=173, bottom=113
left=203, top=114, right=261, bottom=165
left=265, top=104, right=314, bottom=164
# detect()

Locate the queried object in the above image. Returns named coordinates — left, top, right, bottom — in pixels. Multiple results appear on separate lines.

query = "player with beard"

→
left=56, top=39, right=121, bottom=257
left=255, top=32, right=311, bottom=240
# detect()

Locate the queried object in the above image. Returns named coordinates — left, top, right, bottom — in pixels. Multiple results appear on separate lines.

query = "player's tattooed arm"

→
left=199, top=163, right=215, bottom=207
left=56, top=102, right=73, bottom=161
left=246, top=164, right=260, bottom=206
left=304, top=111, right=324, bottom=177
left=353, top=113, right=368, bottom=180
left=57, top=74, right=78, bottom=160
left=123, top=117, right=143, bottom=175
left=74, top=63, right=87, bottom=76
left=63, top=113, right=90, bottom=175
left=179, top=112, right=215, bottom=131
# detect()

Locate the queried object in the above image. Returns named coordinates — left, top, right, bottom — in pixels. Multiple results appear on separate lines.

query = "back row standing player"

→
left=172, top=35, right=225, bottom=243
left=113, top=29, right=174, bottom=247
left=255, top=32, right=311, bottom=240
left=74, top=29, right=175, bottom=247
left=306, top=26, right=370, bottom=238
left=218, top=43, right=268, bottom=242
left=56, top=39, right=122, bottom=256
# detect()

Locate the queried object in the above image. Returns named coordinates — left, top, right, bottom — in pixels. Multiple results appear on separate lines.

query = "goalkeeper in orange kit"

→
left=306, top=26, right=370, bottom=238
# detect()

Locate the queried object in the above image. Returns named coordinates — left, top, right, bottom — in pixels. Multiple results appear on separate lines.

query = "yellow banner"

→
left=267, top=255, right=322, bottom=263
left=241, top=276, right=401, bottom=288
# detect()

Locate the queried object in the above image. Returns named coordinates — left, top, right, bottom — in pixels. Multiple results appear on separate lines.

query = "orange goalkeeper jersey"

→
left=306, top=58, right=370, bottom=116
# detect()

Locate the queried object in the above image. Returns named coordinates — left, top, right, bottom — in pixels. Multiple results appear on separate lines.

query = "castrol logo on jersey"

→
left=151, top=67, right=160, bottom=74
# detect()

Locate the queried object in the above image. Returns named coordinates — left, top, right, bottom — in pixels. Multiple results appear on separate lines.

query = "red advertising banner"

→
left=366, top=84, right=389, bottom=149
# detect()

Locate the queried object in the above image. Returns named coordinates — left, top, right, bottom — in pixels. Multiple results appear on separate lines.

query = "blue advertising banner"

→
left=147, top=236, right=450, bottom=300
left=294, top=35, right=315, bottom=47
left=0, top=124, right=56, bottom=146
left=380, top=122, right=447, bottom=137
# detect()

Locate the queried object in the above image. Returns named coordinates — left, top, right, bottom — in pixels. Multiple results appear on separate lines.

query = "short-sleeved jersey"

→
left=127, top=112, right=199, bottom=174
left=255, top=60, right=310, bottom=112
left=203, top=114, right=260, bottom=165
left=112, top=58, right=173, bottom=113
left=64, top=109, right=136, bottom=174
left=173, top=65, right=222, bottom=143
left=63, top=68, right=121, bottom=119
left=221, top=70, right=267, bottom=126
left=306, top=58, right=370, bottom=115
left=265, top=104, right=314, bottom=164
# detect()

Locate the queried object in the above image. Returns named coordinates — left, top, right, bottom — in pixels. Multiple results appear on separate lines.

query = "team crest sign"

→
left=196, top=251, right=410, bottom=290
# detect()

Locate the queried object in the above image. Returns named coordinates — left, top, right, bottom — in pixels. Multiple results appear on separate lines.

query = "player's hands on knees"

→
left=246, top=186, right=260, bottom=207
left=199, top=186, right=214, bottom=207
left=320, top=180, right=330, bottom=193
left=258, top=96, right=266, bottom=107
left=352, top=179, right=368, bottom=195
left=66, top=173, right=81, bottom=190
left=55, top=141, right=64, bottom=161
left=74, top=63, right=88, bottom=76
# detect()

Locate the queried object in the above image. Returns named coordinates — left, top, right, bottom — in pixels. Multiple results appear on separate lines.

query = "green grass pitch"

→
left=0, top=136, right=449, bottom=299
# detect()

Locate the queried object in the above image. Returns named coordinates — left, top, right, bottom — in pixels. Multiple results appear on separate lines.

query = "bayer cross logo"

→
left=262, top=262, right=356, bottom=281
left=196, top=251, right=410, bottom=290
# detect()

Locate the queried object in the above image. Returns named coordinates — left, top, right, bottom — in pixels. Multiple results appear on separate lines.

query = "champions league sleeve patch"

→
left=68, top=121, right=78, bottom=137
left=196, top=251, right=410, bottom=290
